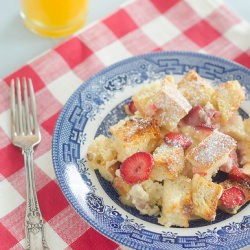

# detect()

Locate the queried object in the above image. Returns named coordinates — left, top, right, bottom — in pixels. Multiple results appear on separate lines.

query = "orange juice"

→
left=20, top=0, right=88, bottom=37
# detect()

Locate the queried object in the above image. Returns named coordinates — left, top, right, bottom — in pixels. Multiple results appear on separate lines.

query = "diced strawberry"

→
left=120, top=152, right=154, bottom=184
left=182, top=105, right=219, bottom=129
left=220, top=186, right=245, bottom=208
left=129, top=100, right=137, bottom=114
left=229, top=166, right=250, bottom=184
left=229, top=166, right=244, bottom=181
left=182, top=105, right=203, bottom=126
left=195, top=125, right=214, bottom=133
left=164, top=132, right=192, bottom=150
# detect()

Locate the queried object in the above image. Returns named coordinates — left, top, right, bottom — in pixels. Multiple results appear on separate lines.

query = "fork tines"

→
left=11, top=78, right=38, bottom=136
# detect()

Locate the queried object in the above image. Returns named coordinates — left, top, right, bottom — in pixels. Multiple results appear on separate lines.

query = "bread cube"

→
left=132, top=76, right=191, bottom=131
left=158, top=176, right=193, bottom=227
left=177, top=70, right=214, bottom=106
left=220, top=112, right=246, bottom=140
left=192, top=174, right=223, bottom=221
left=110, top=116, right=161, bottom=162
left=87, top=135, right=118, bottom=182
left=211, top=80, right=245, bottom=122
left=186, top=131, right=237, bottom=180
left=132, top=75, right=174, bottom=115
left=182, top=160, right=194, bottom=179
left=150, top=143, right=185, bottom=181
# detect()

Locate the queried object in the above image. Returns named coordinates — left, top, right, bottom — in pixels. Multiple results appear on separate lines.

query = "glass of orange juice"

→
left=19, top=0, right=89, bottom=37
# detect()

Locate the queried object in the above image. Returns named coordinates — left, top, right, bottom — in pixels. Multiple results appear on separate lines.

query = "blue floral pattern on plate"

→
left=52, top=51, right=250, bottom=250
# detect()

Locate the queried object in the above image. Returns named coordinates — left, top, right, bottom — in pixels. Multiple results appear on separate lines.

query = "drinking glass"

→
left=20, top=0, right=89, bottom=37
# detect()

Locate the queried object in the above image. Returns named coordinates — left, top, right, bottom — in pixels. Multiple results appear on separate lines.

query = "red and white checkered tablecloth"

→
left=0, top=0, right=250, bottom=249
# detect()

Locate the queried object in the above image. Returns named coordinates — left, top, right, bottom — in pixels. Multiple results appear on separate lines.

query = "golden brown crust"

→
left=132, top=76, right=191, bottom=131
left=220, top=113, right=246, bottom=141
left=186, top=131, right=237, bottom=179
left=192, top=174, right=223, bottom=221
left=158, top=176, right=193, bottom=227
left=177, top=70, right=214, bottom=107
left=110, top=116, right=160, bottom=142
left=211, top=80, right=245, bottom=122
left=151, top=143, right=185, bottom=181
left=110, top=116, right=161, bottom=162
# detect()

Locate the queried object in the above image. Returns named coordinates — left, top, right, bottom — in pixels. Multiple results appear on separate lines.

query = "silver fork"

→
left=11, top=78, right=49, bottom=250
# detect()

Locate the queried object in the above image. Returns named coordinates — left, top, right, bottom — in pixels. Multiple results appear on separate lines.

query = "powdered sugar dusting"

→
left=191, top=131, right=237, bottom=166
left=124, top=116, right=159, bottom=140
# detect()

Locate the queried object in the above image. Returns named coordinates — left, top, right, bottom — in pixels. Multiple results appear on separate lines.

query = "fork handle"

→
left=23, top=147, right=49, bottom=250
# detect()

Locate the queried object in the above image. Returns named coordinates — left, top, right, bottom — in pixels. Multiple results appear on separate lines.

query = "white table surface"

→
left=0, top=0, right=250, bottom=79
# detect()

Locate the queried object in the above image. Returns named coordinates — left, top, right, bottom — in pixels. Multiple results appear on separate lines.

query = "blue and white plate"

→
left=52, top=51, right=250, bottom=250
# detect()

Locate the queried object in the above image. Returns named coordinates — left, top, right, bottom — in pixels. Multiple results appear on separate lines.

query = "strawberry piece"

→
left=120, top=152, right=153, bottom=184
left=182, top=105, right=219, bottom=129
left=220, top=186, right=245, bottom=208
left=182, top=105, right=203, bottom=126
left=164, top=132, right=191, bottom=150
left=229, top=166, right=244, bottom=181
left=229, top=166, right=250, bottom=184
left=195, top=125, right=214, bottom=133
left=128, top=100, right=137, bottom=114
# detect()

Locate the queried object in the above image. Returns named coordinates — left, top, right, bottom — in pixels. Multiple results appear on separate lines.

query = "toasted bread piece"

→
left=211, top=80, right=245, bottom=122
left=132, top=76, right=191, bottom=131
left=182, top=160, right=194, bottom=179
left=177, top=70, right=214, bottom=106
left=192, top=174, right=223, bottom=221
left=132, top=76, right=173, bottom=115
left=158, top=176, right=192, bottom=227
left=186, top=131, right=237, bottom=180
left=220, top=112, right=246, bottom=141
left=87, top=135, right=118, bottom=182
left=217, top=179, right=250, bottom=214
left=150, top=143, right=185, bottom=181
left=110, top=116, right=161, bottom=162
